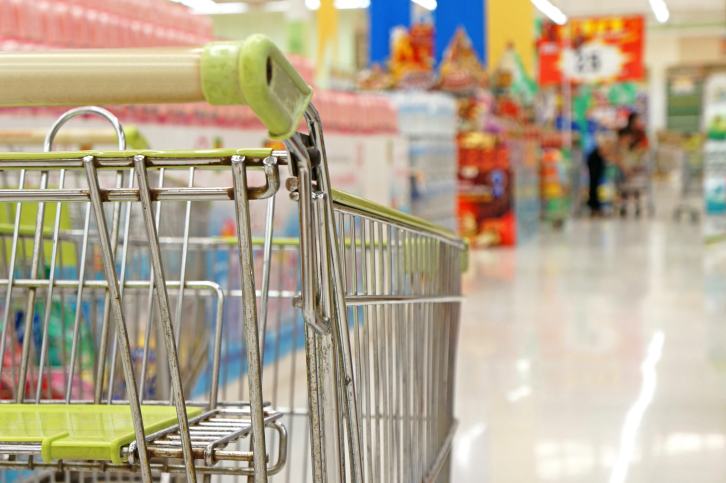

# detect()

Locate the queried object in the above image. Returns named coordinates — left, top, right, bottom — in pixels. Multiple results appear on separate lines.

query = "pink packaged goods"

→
left=0, top=0, right=213, bottom=48
left=0, top=1, right=401, bottom=133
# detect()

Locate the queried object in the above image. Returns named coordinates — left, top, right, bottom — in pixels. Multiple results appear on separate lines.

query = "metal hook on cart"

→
left=247, top=155, right=280, bottom=200
left=44, top=105, right=126, bottom=152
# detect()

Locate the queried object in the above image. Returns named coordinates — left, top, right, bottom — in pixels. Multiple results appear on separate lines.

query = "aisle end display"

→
left=456, top=46, right=541, bottom=247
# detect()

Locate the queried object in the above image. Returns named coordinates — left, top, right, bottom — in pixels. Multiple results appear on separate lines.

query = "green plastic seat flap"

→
left=0, top=404, right=203, bottom=464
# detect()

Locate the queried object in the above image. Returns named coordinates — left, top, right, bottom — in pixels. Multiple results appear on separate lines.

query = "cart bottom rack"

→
left=0, top=405, right=284, bottom=469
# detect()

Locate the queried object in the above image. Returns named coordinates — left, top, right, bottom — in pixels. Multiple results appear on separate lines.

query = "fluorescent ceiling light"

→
left=649, top=0, right=670, bottom=23
left=188, top=0, right=373, bottom=14
left=531, top=0, right=567, bottom=25
left=190, top=1, right=291, bottom=14
left=305, top=0, right=370, bottom=9
left=196, top=2, right=246, bottom=14
left=412, top=0, right=437, bottom=10
left=169, top=0, right=220, bottom=11
left=263, top=1, right=291, bottom=12
left=305, top=0, right=428, bottom=10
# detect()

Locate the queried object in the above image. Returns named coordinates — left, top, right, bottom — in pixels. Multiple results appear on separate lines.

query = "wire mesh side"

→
left=333, top=207, right=463, bottom=483
left=0, top=146, right=464, bottom=483
left=0, top=167, right=226, bottom=406
left=0, top=155, right=288, bottom=482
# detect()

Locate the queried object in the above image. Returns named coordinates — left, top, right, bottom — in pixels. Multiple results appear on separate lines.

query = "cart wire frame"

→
left=0, top=37, right=466, bottom=483
left=281, top=106, right=466, bottom=483
left=0, top=108, right=288, bottom=483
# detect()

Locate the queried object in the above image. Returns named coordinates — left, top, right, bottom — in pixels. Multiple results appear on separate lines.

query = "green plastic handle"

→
left=201, top=35, right=313, bottom=140
left=0, top=35, right=312, bottom=141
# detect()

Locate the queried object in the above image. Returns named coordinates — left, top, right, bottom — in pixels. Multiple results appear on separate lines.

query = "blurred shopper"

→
left=616, top=112, right=649, bottom=216
left=613, top=128, right=631, bottom=187
left=620, top=112, right=648, bottom=151
left=587, top=136, right=611, bottom=217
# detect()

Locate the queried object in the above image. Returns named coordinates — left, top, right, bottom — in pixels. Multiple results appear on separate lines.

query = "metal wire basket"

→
left=0, top=34, right=466, bottom=483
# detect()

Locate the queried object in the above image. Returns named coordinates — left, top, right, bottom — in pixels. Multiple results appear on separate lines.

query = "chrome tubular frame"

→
left=279, top=103, right=465, bottom=483
left=0, top=109, right=289, bottom=483
left=0, top=99, right=465, bottom=483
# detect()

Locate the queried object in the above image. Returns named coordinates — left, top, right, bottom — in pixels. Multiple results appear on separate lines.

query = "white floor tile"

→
left=453, top=194, right=726, bottom=482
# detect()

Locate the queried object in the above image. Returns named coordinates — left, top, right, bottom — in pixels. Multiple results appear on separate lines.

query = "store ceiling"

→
left=198, top=0, right=725, bottom=25
left=548, top=0, right=723, bottom=24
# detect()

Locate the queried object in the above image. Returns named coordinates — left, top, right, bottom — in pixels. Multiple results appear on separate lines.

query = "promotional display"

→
left=538, top=16, right=645, bottom=86
left=388, top=22, right=436, bottom=89
left=356, top=22, right=435, bottom=90
left=437, top=27, right=488, bottom=95
left=458, top=130, right=516, bottom=246
left=455, top=43, right=540, bottom=247
left=698, top=72, right=726, bottom=241
left=704, top=141, right=726, bottom=243
left=704, top=75, right=726, bottom=240
left=457, top=126, right=541, bottom=247
left=703, top=72, right=726, bottom=139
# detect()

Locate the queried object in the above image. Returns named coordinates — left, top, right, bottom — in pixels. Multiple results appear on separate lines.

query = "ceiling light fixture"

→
left=189, top=1, right=293, bottom=15
left=196, top=2, right=245, bottom=14
left=649, top=0, right=670, bottom=23
left=412, top=0, right=437, bottom=10
left=530, top=0, right=567, bottom=25
left=169, top=0, right=220, bottom=12
left=305, top=0, right=370, bottom=9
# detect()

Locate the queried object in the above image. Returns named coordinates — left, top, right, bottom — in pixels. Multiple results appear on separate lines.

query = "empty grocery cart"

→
left=673, top=134, right=705, bottom=223
left=0, top=34, right=466, bottom=483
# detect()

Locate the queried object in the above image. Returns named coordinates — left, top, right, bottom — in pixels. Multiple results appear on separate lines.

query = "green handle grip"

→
left=201, top=35, right=313, bottom=140
left=0, top=35, right=312, bottom=141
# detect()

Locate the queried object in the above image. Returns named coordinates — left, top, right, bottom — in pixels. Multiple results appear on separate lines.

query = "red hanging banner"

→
left=537, top=16, right=645, bottom=86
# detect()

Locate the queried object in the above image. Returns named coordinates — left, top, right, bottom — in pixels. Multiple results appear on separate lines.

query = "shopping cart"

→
left=673, top=135, right=704, bottom=223
left=0, top=35, right=466, bottom=483
left=615, top=149, right=656, bottom=217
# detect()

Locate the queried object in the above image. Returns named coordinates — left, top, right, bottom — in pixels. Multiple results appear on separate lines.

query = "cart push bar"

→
left=0, top=35, right=311, bottom=141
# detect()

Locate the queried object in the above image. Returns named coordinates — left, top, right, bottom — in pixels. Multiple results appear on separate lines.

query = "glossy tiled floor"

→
left=452, top=193, right=726, bottom=482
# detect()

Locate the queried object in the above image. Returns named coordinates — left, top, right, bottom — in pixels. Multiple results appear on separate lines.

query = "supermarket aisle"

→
left=452, top=214, right=726, bottom=482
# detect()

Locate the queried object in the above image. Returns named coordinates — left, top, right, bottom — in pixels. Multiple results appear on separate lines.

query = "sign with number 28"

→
left=537, top=16, right=644, bottom=85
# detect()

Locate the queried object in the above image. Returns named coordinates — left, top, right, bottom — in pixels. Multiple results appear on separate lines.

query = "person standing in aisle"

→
left=587, top=136, right=610, bottom=217
left=621, top=112, right=649, bottom=152
left=616, top=112, right=649, bottom=216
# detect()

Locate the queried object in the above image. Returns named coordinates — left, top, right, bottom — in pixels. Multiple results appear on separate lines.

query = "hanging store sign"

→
left=537, top=16, right=644, bottom=86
